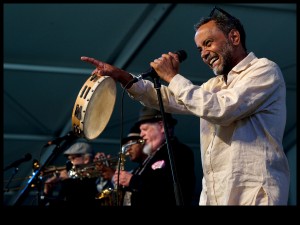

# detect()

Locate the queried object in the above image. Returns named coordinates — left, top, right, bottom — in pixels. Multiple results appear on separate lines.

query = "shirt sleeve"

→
left=199, top=176, right=208, bottom=205
left=127, top=78, right=192, bottom=115
left=168, top=62, right=285, bottom=126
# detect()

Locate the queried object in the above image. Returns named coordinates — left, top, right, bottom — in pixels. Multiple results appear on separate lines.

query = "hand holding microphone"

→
left=130, top=50, right=187, bottom=84
left=81, top=50, right=187, bottom=87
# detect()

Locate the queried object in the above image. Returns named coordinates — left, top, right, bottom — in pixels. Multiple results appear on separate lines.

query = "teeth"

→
left=209, top=57, right=218, bottom=66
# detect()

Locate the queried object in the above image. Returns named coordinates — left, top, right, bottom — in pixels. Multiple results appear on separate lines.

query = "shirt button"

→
left=207, top=171, right=210, bottom=174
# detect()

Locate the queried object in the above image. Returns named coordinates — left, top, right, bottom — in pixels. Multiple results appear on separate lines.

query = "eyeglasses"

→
left=209, top=6, right=243, bottom=31
left=121, top=139, right=145, bottom=153
left=209, top=6, right=235, bottom=19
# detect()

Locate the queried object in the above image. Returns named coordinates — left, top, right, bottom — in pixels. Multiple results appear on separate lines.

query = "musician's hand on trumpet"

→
left=94, top=152, right=116, bottom=181
left=43, top=169, right=68, bottom=195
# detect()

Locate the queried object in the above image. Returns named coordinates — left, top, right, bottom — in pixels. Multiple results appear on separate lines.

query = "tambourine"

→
left=72, top=74, right=117, bottom=140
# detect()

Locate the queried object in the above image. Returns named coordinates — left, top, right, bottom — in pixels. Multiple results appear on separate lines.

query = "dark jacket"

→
left=129, top=137, right=196, bottom=206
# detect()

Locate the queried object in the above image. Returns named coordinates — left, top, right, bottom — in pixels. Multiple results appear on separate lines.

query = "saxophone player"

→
left=120, top=123, right=148, bottom=206
left=93, top=123, right=148, bottom=206
left=114, top=107, right=196, bottom=206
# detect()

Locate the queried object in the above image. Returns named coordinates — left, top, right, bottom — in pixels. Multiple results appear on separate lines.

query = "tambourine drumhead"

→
left=72, top=75, right=116, bottom=140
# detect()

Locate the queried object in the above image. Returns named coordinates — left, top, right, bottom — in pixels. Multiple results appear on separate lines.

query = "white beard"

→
left=143, top=143, right=152, bottom=155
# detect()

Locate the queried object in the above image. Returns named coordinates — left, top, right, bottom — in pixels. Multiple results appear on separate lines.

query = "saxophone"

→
left=95, top=140, right=145, bottom=205
left=115, top=149, right=127, bottom=206
left=95, top=150, right=126, bottom=206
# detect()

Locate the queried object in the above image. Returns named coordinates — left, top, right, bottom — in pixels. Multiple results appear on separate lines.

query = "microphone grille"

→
left=25, top=153, right=32, bottom=161
left=176, top=50, right=187, bottom=62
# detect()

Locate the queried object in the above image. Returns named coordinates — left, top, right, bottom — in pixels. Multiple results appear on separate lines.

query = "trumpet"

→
left=39, top=155, right=119, bottom=179
left=42, top=165, right=68, bottom=175
left=69, top=155, right=120, bottom=179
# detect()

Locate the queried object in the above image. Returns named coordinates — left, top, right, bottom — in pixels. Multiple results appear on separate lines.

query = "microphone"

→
left=130, top=50, right=187, bottom=84
left=4, top=153, right=32, bottom=171
left=44, top=131, right=76, bottom=147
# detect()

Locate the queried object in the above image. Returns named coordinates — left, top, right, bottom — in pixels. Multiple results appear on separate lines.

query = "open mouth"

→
left=209, top=56, right=219, bottom=67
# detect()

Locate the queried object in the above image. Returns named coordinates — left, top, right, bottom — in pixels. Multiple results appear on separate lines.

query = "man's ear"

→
left=158, top=121, right=165, bottom=132
left=229, top=29, right=240, bottom=46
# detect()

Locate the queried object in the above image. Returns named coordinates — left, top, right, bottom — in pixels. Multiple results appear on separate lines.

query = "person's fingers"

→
left=81, top=56, right=103, bottom=67
left=168, top=52, right=179, bottom=61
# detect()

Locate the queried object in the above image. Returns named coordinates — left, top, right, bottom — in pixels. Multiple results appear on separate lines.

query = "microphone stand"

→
left=13, top=131, right=77, bottom=206
left=151, top=75, right=183, bottom=206
left=3, top=167, right=19, bottom=193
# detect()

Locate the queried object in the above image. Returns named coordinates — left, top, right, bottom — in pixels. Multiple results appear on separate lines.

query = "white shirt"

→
left=127, top=52, right=290, bottom=205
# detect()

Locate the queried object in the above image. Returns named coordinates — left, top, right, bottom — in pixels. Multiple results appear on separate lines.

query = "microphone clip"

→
left=44, top=131, right=76, bottom=147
